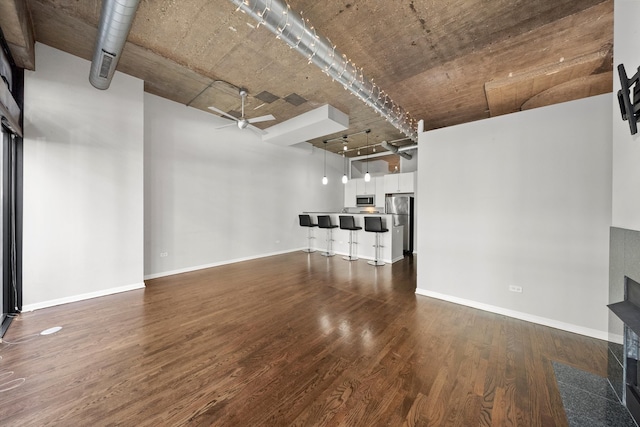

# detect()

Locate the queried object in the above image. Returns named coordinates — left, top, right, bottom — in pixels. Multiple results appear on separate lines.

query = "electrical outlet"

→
left=160, top=252, right=168, bottom=257
left=509, top=285, right=523, bottom=293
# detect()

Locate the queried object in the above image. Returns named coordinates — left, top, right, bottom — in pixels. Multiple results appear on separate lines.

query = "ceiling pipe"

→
left=381, top=141, right=412, bottom=160
left=385, top=137, right=419, bottom=152
left=398, top=144, right=418, bottom=153
left=89, top=0, right=141, bottom=90
left=229, top=0, right=418, bottom=141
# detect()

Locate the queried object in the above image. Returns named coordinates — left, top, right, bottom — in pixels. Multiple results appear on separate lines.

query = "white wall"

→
left=417, top=94, right=612, bottom=339
left=23, top=44, right=144, bottom=309
left=144, top=93, right=343, bottom=278
left=612, top=0, right=640, bottom=231
left=400, top=152, right=417, bottom=173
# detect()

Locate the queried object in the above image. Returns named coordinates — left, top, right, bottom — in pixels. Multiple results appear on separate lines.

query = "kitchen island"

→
left=301, top=212, right=404, bottom=264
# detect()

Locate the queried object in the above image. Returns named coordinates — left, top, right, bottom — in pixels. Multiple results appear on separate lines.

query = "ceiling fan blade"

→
left=247, top=114, right=276, bottom=124
left=207, top=106, right=239, bottom=121
left=247, top=124, right=267, bottom=135
left=215, top=123, right=236, bottom=130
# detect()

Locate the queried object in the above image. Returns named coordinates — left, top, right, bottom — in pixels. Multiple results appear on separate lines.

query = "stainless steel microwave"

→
left=356, top=195, right=375, bottom=207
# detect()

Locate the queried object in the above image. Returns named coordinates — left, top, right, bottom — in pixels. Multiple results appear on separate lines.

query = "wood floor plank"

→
left=0, top=252, right=609, bottom=426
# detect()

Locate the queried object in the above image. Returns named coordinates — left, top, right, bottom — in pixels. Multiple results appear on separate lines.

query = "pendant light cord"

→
left=364, top=130, right=372, bottom=182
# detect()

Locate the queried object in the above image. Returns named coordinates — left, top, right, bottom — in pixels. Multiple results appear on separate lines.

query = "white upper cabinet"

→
left=384, top=172, right=415, bottom=194
left=375, top=176, right=385, bottom=208
left=353, top=177, right=375, bottom=195
left=399, top=172, right=415, bottom=193
left=364, top=177, right=376, bottom=195
left=344, top=173, right=414, bottom=208
left=344, top=179, right=357, bottom=207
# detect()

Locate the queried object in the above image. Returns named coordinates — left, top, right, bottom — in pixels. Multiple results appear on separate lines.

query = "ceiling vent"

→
left=255, top=91, right=280, bottom=103
left=89, top=0, right=141, bottom=90
left=283, top=93, right=307, bottom=106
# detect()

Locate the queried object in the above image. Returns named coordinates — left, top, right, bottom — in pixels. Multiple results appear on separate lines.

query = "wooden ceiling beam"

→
left=0, top=0, right=35, bottom=70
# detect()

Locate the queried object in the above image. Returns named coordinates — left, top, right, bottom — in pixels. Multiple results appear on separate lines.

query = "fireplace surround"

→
left=609, top=276, right=640, bottom=422
left=608, top=227, right=640, bottom=425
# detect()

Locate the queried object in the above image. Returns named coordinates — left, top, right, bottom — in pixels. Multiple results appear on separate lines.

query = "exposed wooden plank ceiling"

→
left=0, top=0, right=35, bottom=69
left=2, top=0, right=613, bottom=157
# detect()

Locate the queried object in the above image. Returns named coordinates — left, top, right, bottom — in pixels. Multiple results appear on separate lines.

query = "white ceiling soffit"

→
left=262, top=104, right=348, bottom=146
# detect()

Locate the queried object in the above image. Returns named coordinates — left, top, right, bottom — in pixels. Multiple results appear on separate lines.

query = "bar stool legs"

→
left=364, top=216, right=388, bottom=267
left=368, top=232, right=386, bottom=266
left=339, top=215, right=361, bottom=261
left=321, top=228, right=335, bottom=257
left=298, top=214, right=317, bottom=253
left=343, top=229, right=359, bottom=261
left=317, top=215, right=338, bottom=257
left=302, top=226, right=316, bottom=253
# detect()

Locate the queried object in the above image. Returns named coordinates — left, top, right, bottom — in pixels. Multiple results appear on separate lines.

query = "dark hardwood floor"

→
left=0, top=253, right=608, bottom=426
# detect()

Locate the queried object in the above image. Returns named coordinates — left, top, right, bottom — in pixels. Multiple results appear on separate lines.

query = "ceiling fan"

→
left=208, top=89, right=275, bottom=134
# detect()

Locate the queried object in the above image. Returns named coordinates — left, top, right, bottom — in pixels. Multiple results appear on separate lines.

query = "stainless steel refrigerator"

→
left=385, top=195, right=414, bottom=254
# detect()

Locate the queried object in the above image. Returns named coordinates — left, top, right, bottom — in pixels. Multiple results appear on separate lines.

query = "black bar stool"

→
left=298, top=214, right=317, bottom=253
left=317, top=215, right=338, bottom=257
left=339, top=215, right=362, bottom=261
left=364, top=216, right=388, bottom=266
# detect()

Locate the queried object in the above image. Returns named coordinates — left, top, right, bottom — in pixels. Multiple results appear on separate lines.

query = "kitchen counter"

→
left=301, top=212, right=404, bottom=263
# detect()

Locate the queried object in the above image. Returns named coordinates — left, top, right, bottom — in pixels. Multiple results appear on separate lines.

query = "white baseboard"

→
left=609, top=333, right=624, bottom=345
left=415, top=288, right=609, bottom=342
left=22, top=282, right=146, bottom=312
left=144, top=248, right=302, bottom=280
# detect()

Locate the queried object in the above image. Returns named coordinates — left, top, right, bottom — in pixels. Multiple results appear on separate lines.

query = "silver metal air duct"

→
left=398, top=144, right=418, bottom=153
left=89, top=0, right=141, bottom=90
left=229, top=0, right=417, bottom=140
left=381, top=141, right=413, bottom=160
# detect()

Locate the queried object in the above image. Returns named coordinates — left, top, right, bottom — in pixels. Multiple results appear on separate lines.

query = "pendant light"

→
left=341, top=135, right=348, bottom=183
left=342, top=153, right=348, bottom=184
left=322, top=141, right=328, bottom=185
left=364, top=130, right=371, bottom=182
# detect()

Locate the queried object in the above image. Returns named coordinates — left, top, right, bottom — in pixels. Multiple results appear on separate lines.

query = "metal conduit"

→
left=229, top=0, right=418, bottom=141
